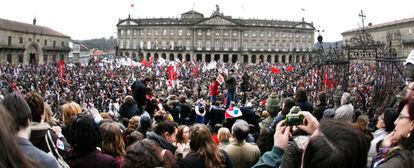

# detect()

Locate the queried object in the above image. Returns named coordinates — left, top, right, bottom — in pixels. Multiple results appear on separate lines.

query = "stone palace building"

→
left=0, top=18, right=70, bottom=65
left=117, top=6, right=315, bottom=63
left=342, top=17, right=414, bottom=58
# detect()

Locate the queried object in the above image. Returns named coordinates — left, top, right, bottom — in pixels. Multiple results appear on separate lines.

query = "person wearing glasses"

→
left=372, top=98, right=414, bottom=168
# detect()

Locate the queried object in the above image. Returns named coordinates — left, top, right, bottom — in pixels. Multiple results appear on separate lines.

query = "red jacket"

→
left=210, top=81, right=219, bottom=96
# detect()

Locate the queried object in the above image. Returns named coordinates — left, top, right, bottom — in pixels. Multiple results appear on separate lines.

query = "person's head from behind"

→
left=282, top=97, right=295, bottom=115
left=302, top=119, right=370, bottom=168
left=189, top=124, right=224, bottom=168
left=128, top=116, right=140, bottom=130
left=61, top=102, right=82, bottom=126
left=0, top=105, right=38, bottom=168
left=153, top=120, right=177, bottom=144
left=176, top=125, right=190, bottom=144
left=99, top=122, right=126, bottom=157
left=2, top=92, right=32, bottom=132
left=217, top=127, right=231, bottom=143
left=124, top=140, right=163, bottom=168
left=125, top=131, right=144, bottom=147
left=24, top=92, right=45, bottom=123
left=231, top=119, right=250, bottom=142
left=295, top=87, right=307, bottom=102
left=377, top=108, right=398, bottom=132
left=317, top=92, right=327, bottom=105
left=70, top=114, right=101, bottom=153
left=257, top=127, right=274, bottom=153
left=139, top=115, right=152, bottom=131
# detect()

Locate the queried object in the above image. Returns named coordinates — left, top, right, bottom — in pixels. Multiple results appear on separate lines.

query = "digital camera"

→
left=285, top=114, right=304, bottom=126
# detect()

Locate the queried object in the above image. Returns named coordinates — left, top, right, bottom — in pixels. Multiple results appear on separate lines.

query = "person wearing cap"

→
left=259, top=93, right=280, bottom=130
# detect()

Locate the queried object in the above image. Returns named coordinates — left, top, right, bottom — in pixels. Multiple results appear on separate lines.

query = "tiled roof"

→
left=0, top=18, right=70, bottom=38
left=343, top=16, right=414, bottom=34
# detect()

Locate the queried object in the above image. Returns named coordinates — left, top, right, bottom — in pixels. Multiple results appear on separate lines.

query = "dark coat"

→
left=296, top=101, right=314, bottom=113
left=65, top=149, right=116, bottom=168
left=30, top=122, right=71, bottom=158
left=313, top=102, right=327, bottom=121
left=178, top=150, right=233, bottom=168
left=119, top=102, right=140, bottom=119
left=131, top=80, right=147, bottom=107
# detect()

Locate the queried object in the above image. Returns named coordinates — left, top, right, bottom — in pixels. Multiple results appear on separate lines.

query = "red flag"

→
left=58, top=60, right=64, bottom=81
left=271, top=66, right=280, bottom=74
left=193, top=66, right=199, bottom=78
left=147, top=56, right=153, bottom=68
left=141, top=59, right=147, bottom=67
left=168, top=65, right=177, bottom=80
left=287, top=66, right=294, bottom=72
left=130, top=4, right=134, bottom=7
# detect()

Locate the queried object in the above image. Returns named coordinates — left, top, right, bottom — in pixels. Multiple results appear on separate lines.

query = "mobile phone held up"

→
left=285, top=114, right=304, bottom=126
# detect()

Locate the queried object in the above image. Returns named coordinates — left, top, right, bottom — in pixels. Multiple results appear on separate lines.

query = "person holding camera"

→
left=253, top=111, right=370, bottom=168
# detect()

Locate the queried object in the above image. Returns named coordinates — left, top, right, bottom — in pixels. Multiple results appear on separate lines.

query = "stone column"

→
left=202, top=54, right=206, bottom=62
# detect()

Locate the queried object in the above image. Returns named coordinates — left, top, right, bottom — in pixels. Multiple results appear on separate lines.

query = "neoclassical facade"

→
left=117, top=7, right=315, bottom=63
left=0, top=18, right=70, bottom=65
left=342, top=17, right=414, bottom=58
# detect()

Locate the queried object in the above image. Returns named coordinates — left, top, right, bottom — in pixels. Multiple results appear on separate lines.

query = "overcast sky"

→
left=1, top=0, right=413, bottom=42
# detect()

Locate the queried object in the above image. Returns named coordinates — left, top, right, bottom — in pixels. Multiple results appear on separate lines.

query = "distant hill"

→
left=78, top=37, right=117, bottom=51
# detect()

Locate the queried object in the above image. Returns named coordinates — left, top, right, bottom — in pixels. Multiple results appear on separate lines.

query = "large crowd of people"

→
left=0, top=59, right=412, bottom=168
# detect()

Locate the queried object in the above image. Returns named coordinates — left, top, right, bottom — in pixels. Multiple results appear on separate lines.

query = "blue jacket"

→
left=17, top=137, right=59, bottom=168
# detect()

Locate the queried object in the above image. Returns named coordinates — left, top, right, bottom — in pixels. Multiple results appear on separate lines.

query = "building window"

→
left=233, top=40, right=237, bottom=51
left=268, top=40, right=272, bottom=50
left=233, top=31, right=237, bottom=37
left=61, top=41, right=64, bottom=46
left=268, top=31, right=272, bottom=37
left=140, top=31, right=144, bottom=36
left=186, top=40, right=191, bottom=50
left=19, top=37, right=23, bottom=44
left=43, top=55, right=47, bottom=63
left=133, top=30, right=137, bottom=36
left=178, top=40, right=182, bottom=49
left=260, top=41, right=264, bottom=50
left=243, top=40, right=248, bottom=51
left=206, top=40, right=211, bottom=50
left=155, top=30, right=159, bottom=36
left=162, top=40, right=166, bottom=49
left=18, top=54, right=23, bottom=63
left=8, top=36, right=11, bottom=45
left=53, top=41, right=56, bottom=48
left=126, top=40, right=130, bottom=49
left=215, top=30, right=220, bottom=36
left=243, top=31, right=248, bottom=37
left=197, top=30, right=202, bottom=36
left=120, top=30, right=124, bottom=35
left=147, top=29, right=152, bottom=36
left=53, top=54, right=57, bottom=62
left=170, top=30, right=174, bottom=36
left=224, top=31, right=228, bottom=36
left=29, top=38, right=31, bottom=41
left=147, top=41, right=151, bottom=49
left=163, top=29, right=167, bottom=36
left=37, top=39, right=40, bottom=42
left=7, top=53, right=12, bottom=63
left=178, top=29, right=183, bottom=36
left=119, top=40, right=124, bottom=49
left=252, top=40, right=256, bottom=50
left=259, top=31, right=264, bottom=37
left=215, top=39, right=220, bottom=50
left=207, top=30, right=211, bottom=36
left=44, top=40, right=47, bottom=46
left=127, top=30, right=130, bottom=35
left=186, top=30, right=191, bottom=36
left=170, top=41, right=174, bottom=50
left=252, top=31, right=256, bottom=37
left=224, top=40, right=228, bottom=50
left=409, top=28, right=412, bottom=34
left=197, top=39, right=202, bottom=50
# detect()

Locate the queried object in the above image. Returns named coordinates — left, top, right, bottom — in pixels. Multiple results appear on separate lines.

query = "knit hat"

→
left=266, top=92, right=280, bottom=114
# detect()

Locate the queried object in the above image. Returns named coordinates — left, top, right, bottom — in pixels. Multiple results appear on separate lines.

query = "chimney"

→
left=33, top=17, right=36, bottom=25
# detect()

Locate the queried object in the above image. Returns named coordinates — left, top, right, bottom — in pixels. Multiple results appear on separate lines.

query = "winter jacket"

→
left=29, top=122, right=70, bottom=158
left=252, top=146, right=284, bottom=168
left=376, top=148, right=414, bottom=168
left=146, top=131, right=177, bottom=154
left=65, top=149, right=116, bottom=168
left=17, top=137, right=60, bottom=168
left=223, top=140, right=261, bottom=168
left=178, top=150, right=233, bottom=168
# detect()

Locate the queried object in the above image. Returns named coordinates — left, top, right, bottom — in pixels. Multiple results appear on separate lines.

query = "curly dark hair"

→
left=70, top=114, right=101, bottom=153
left=124, top=140, right=163, bottom=168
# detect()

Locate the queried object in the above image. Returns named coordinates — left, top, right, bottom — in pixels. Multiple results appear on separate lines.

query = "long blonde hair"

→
left=61, top=102, right=82, bottom=126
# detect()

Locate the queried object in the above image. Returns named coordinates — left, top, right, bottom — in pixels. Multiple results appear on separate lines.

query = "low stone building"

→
left=0, top=18, right=70, bottom=64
